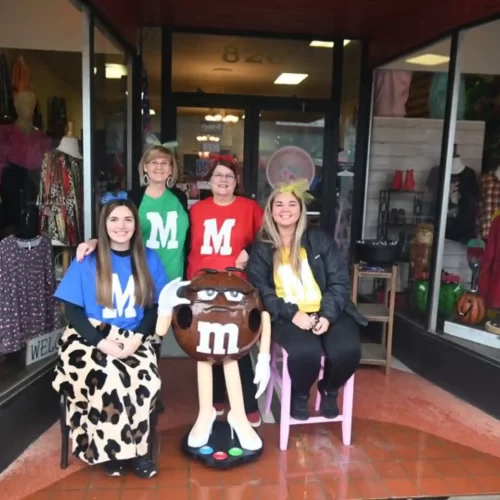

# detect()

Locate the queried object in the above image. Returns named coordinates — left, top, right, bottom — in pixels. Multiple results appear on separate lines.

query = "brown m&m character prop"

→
left=169, top=269, right=271, bottom=468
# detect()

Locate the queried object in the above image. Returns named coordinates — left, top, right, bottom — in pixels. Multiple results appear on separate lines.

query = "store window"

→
left=439, top=19, right=500, bottom=359
left=257, top=111, right=325, bottom=226
left=336, top=40, right=361, bottom=259
left=176, top=107, right=245, bottom=206
left=172, top=33, right=334, bottom=98
left=0, top=0, right=83, bottom=389
left=363, top=38, right=452, bottom=327
left=141, top=27, right=161, bottom=141
left=94, top=24, right=129, bottom=195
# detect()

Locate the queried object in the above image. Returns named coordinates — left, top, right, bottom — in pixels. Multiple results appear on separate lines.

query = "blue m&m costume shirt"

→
left=55, top=249, right=168, bottom=331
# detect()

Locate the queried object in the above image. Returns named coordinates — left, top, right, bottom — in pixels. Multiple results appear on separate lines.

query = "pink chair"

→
left=265, top=343, right=355, bottom=451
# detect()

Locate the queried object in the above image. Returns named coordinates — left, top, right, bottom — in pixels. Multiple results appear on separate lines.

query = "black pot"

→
left=356, top=240, right=401, bottom=266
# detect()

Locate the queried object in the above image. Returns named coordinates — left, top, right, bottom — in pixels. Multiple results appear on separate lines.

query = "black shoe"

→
left=290, top=392, right=309, bottom=421
left=318, top=381, right=339, bottom=419
left=132, top=455, right=157, bottom=479
left=155, top=399, right=165, bottom=414
left=104, top=459, right=126, bottom=477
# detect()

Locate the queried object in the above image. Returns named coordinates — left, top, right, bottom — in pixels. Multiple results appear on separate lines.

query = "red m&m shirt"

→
left=187, top=196, right=263, bottom=279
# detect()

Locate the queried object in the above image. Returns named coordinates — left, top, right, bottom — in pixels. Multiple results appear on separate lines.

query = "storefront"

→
left=0, top=0, right=138, bottom=471
left=141, top=29, right=366, bottom=251
left=362, top=17, right=500, bottom=418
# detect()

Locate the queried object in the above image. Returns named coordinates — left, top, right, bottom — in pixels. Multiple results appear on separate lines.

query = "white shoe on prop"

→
left=188, top=407, right=216, bottom=448
left=227, top=411, right=263, bottom=451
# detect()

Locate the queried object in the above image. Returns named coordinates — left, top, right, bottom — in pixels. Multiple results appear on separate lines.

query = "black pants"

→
left=213, top=354, right=258, bottom=413
left=272, top=312, right=361, bottom=395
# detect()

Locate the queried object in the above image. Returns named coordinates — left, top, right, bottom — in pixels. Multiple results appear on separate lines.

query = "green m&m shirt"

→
left=139, top=189, right=189, bottom=280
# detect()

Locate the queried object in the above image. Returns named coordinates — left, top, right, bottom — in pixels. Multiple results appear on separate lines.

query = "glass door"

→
left=175, top=106, right=246, bottom=207
left=256, top=111, right=326, bottom=225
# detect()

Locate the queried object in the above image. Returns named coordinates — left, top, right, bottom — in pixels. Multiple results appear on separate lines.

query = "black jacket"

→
left=247, top=226, right=367, bottom=326
left=128, top=185, right=190, bottom=279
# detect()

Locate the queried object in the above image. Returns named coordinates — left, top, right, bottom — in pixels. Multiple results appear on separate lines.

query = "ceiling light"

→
left=405, top=54, right=450, bottom=66
left=222, top=115, right=239, bottom=123
left=149, top=109, right=156, bottom=116
left=105, top=63, right=128, bottom=79
left=309, top=40, right=351, bottom=48
left=205, top=113, right=222, bottom=122
left=310, top=40, right=334, bottom=48
left=274, top=73, right=308, bottom=85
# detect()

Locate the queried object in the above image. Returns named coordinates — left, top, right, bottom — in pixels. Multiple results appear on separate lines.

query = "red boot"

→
left=391, top=170, right=403, bottom=190
left=403, top=169, right=416, bottom=191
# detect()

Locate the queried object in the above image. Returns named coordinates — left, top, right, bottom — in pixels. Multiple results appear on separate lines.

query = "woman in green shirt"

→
left=78, top=143, right=189, bottom=278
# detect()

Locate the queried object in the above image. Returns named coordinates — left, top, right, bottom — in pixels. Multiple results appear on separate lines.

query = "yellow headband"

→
left=278, top=178, right=314, bottom=204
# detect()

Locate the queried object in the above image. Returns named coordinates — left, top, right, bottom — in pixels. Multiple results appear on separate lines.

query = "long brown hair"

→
left=260, top=187, right=308, bottom=277
left=96, top=199, right=154, bottom=309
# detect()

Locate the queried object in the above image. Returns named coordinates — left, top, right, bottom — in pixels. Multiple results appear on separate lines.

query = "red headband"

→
left=209, top=154, right=240, bottom=171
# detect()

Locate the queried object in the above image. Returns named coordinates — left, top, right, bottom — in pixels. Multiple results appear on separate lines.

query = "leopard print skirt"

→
left=52, top=323, right=161, bottom=465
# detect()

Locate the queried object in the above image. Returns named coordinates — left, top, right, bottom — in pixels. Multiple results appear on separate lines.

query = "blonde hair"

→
left=138, top=145, right=179, bottom=187
left=96, top=199, right=154, bottom=309
left=260, top=184, right=308, bottom=276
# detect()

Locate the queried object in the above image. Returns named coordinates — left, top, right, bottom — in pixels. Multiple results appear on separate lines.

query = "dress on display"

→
left=39, top=150, right=83, bottom=246
left=0, top=235, right=61, bottom=354
left=426, top=165, right=479, bottom=243
left=0, top=124, right=51, bottom=231
left=477, top=171, right=500, bottom=241
left=478, top=214, right=500, bottom=309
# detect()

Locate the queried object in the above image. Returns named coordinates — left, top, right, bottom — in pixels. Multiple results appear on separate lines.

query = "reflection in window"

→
left=336, top=40, right=361, bottom=261
left=176, top=107, right=244, bottom=207
left=257, top=111, right=325, bottom=228
left=94, top=26, right=129, bottom=195
left=363, top=38, right=452, bottom=328
left=141, top=28, right=162, bottom=142
left=172, top=33, right=334, bottom=98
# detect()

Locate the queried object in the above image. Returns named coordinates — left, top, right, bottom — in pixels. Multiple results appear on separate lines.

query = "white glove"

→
left=253, top=353, right=271, bottom=399
left=158, top=278, right=191, bottom=315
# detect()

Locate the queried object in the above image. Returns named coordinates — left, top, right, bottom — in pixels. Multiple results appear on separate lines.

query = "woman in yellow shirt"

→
left=247, top=180, right=366, bottom=420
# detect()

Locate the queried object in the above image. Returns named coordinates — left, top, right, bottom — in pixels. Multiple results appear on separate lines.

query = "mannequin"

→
left=426, top=144, right=479, bottom=243
left=56, top=122, right=82, bottom=159
left=0, top=88, right=50, bottom=236
left=17, top=204, right=40, bottom=240
left=39, top=120, right=84, bottom=246
left=14, top=91, right=37, bottom=134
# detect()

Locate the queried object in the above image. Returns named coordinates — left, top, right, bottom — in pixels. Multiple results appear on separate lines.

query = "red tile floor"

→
left=1, top=358, right=500, bottom=499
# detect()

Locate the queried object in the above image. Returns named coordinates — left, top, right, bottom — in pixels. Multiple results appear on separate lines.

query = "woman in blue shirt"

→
left=53, top=193, right=175, bottom=479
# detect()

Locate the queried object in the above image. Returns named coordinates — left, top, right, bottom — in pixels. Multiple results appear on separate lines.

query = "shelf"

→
left=357, top=303, right=390, bottom=322
left=361, top=343, right=387, bottom=366
left=357, top=269, right=394, bottom=279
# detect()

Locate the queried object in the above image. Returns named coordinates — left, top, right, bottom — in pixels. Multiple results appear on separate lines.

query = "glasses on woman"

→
left=212, top=173, right=235, bottom=181
left=148, top=160, right=170, bottom=168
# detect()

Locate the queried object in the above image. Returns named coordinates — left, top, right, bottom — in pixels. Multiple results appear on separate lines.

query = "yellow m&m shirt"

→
left=274, top=248, right=322, bottom=312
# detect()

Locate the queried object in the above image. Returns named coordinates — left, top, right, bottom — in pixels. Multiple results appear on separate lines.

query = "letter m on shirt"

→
left=102, top=274, right=136, bottom=319
left=200, top=219, right=235, bottom=255
left=146, top=211, right=179, bottom=250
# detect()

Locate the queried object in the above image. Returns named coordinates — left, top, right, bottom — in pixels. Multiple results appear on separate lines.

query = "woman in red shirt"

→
left=188, top=156, right=263, bottom=426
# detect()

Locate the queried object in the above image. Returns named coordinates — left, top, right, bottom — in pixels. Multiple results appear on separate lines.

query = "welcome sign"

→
left=25, top=328, right=64, bottom=366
